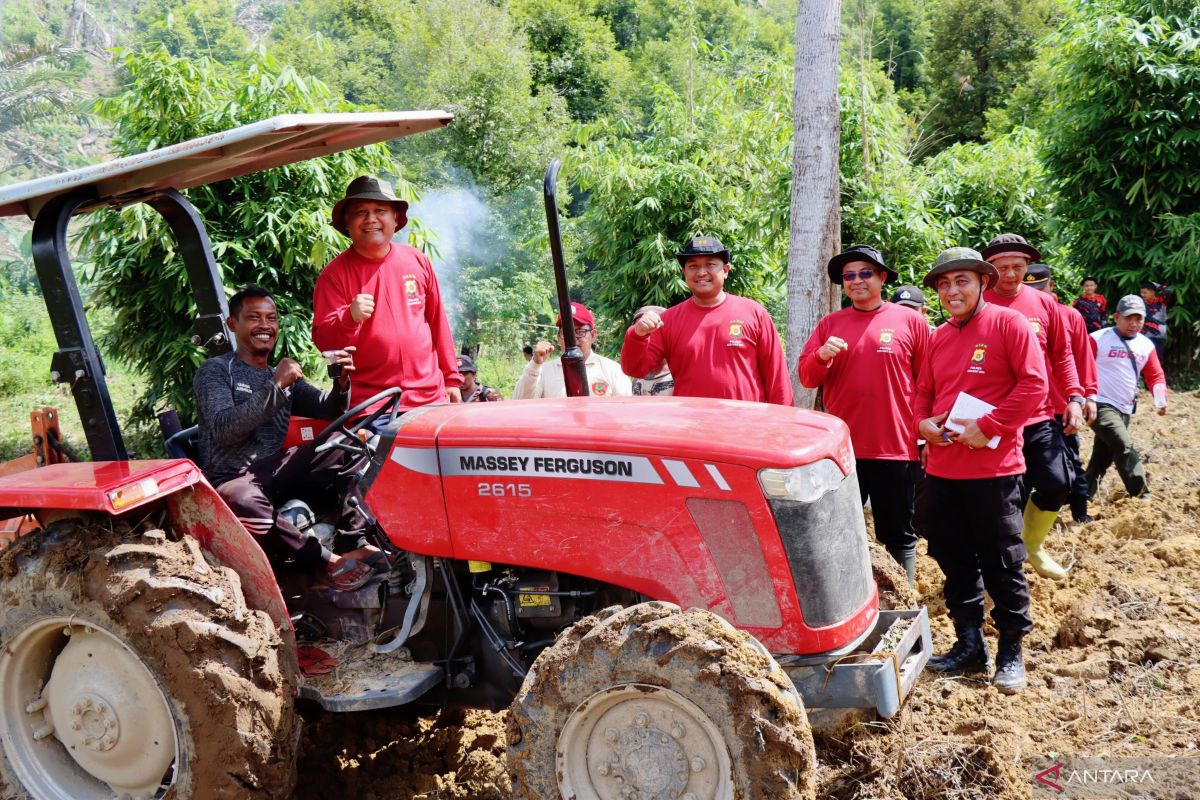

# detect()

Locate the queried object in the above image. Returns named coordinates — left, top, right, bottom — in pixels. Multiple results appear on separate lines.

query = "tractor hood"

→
left=391, top=396, right=855, bottom=473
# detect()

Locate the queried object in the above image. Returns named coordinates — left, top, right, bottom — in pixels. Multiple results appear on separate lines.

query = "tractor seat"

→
left=165, top=425, right=201, bottom=462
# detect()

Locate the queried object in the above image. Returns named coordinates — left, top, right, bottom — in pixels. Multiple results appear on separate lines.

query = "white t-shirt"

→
left=513, top=352, right=633, bottom=399
left=1091, top=327, right=1167, bottom=414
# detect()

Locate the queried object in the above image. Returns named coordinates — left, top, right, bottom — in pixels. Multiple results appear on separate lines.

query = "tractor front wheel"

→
left=0, top=517, right=298, bottom=799
left=508, top=601, right=817, bottom=799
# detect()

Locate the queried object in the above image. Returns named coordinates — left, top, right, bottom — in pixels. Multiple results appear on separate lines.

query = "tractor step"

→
left=781, top=607, right=931, bottom=719
left=299, top=652, right=443, bottom=712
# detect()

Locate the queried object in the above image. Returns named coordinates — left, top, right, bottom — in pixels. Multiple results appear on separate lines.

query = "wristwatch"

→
left=1068, top=395, right=1085, bottom=406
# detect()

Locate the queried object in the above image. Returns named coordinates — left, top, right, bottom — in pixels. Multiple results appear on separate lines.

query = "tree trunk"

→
left=787, top=0, right=842, bottom=409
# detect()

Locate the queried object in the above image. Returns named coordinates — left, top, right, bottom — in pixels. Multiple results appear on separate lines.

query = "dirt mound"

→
left=296, top=706, right=510, bottom=800
left=295, top=391, right=1200, bottom=798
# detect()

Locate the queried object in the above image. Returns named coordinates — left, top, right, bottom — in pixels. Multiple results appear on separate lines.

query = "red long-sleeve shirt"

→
left=1051, top=301, right=1098, bottom=412
left=915, top=303, right=1048, bottom=479
left=797, top=303, right=930, bottom=460
left=984, top=284, right=1081, bottom=425
left=312, top=243, right=462, bottom=409
left=621, top=294, right=793, bottom=405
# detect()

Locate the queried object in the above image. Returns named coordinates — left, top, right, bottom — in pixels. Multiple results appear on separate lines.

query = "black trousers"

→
left=857, top=459, right=918, bottom=558
left=1021, top=419, right=1074, bottom=512
left=925, top=474, right=1033, bottom=634
left=216, top=442, right=368, bottom=567
left=1055, top=414, right=1090, bottom=515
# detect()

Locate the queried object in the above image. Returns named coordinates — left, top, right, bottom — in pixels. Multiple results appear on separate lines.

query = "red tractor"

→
left=0, top=113, right=929, bottom=800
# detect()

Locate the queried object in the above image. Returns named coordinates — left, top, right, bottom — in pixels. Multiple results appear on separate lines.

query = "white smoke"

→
left=403, top=184, right=497, bottom=317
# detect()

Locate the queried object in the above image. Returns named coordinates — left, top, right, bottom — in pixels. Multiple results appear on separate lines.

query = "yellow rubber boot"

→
left=1021, top=502, right=1068, bottom=580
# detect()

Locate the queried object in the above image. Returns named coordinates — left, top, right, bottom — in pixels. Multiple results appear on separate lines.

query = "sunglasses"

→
left=842, top=269, right=877, bottom=282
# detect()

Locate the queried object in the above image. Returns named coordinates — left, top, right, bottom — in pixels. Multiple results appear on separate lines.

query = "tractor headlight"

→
left=758, top=459, right=846, bottom=503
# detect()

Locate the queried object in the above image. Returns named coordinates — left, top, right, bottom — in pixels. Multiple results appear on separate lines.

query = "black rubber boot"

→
left=993, top=631, right=1027, bottom=694
left=928, top=623, right=989, bottom=673
left=1070, top=497, right=1092, bottom=523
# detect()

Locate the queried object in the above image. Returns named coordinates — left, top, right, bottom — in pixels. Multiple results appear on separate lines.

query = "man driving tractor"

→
left=194, top=284, right=380, bottom=591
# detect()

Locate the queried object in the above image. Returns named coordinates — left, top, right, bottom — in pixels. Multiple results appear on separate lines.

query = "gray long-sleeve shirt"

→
left=193, top=352, right=348, bottom=485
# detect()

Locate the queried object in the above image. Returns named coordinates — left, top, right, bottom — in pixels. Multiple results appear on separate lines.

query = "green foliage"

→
left=272, top=0, right=568, bottom=192
left=80, top=47, right=400, bottom=426
left=132, top=0, right=251, bottom=62
left=512, top=0, right=635, bottom=122
left=839, top=62, right=944, bottom=284
left=0, top=44, right=90, bottom=174
left=923, top=128, right=1060, bottom=256
left=573, top=60, right=791, bottom=337
left=924, top=0, right=1063, bottom=147
left=1041, top=0, right=1200, bottom=326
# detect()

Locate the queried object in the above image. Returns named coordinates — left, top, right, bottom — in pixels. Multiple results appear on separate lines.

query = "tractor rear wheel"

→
left=0, top=517, right=299, bottom=799
left=508, top=601, right=817, bottom=800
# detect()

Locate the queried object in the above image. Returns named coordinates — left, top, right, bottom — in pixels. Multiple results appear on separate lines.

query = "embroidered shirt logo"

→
left=879, top=328, right=894, bottom=344
left=591, top=381, right=609, bottom=396
left=971, top=347, right=986, bottom=363
left=727, top=320, right=746, bottom=347
left=1029, top=317, right=1041, bottom=335
left=235, top=381, right=253, bottom=394
left=404, top=275, right=422, bottom=306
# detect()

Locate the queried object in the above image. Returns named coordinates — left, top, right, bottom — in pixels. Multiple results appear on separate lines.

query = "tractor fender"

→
left=166, top=479, right=294, bottom=640
left=0, top=459, right=291, bottom=641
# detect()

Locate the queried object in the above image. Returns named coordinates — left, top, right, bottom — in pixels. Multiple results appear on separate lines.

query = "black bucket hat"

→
left=827, top=244, right=891, bottom=283
left=1023, top=263, right=1051, bottom=288
left=331, top=175, right=409, bottom=236
left=675, top=236, right=730, bottom=266
left=923, top=247, right=998, bottom=289
left=981, top=233, right=1041, bottom=263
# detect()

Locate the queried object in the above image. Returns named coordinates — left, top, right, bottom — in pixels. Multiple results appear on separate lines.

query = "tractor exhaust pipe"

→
left=543, top=159, right=589, bottom=398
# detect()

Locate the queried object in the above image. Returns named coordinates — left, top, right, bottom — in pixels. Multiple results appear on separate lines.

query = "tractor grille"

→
left=768, top=472, right=873, bottom=629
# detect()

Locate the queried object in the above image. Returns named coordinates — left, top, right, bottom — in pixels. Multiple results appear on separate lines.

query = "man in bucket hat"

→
left=313, top=175, right=463, bottom=410
left=797, top=245, right=931, bottom=584
left=981, top=233, right=1085, bottom=581
left=915, top=247, right=1047, bottom=693
left=621, top=236, right=792, bottom=404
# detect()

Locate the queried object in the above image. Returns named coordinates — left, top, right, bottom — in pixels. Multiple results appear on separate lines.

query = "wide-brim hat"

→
left=828, top=244, right=892, bottom=282
left=981, top=233, right=1041, bottom=263
left=331, top=175, right=409, bottom=236
left=923, top=247, right=999, bottom=289
left=675, top=236, right=730, bottom=266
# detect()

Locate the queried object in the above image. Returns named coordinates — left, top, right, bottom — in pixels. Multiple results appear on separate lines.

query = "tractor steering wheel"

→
left=312, top=387, right=404, bottom=458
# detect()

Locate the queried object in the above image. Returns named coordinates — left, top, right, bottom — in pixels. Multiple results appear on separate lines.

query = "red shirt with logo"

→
left=313, top=243, right=462, bottom=409
left=621, top=294, right=793, bottom=405
left=797, top=303, right=930, bottom=460
left=983, top=284, right=1081, bottom=425
left=915, top=303, right=1048, bottom=479
left=1051, top=301, right=1098, bottom=412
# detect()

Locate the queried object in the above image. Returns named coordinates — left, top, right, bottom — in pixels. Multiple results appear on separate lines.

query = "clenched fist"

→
left=350, top=293, right=375, bottom=322
left=532, top=341, right=556, bottom=365
left=817, top=336, right=848, bottom=363
left=274, top=358, right=303, bottom=389
left=633, top=310, right=664, bottom=337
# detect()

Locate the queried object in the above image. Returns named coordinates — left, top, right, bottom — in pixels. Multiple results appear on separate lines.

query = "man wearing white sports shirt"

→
left=1085, top=295, right=1168, bottom=500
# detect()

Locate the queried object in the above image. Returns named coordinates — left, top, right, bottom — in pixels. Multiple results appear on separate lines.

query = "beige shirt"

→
left=513, top=352, right=633, bottom=399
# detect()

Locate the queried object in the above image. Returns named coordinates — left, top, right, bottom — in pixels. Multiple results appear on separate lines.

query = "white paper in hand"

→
left=944, top=392, right=1001, bottom=449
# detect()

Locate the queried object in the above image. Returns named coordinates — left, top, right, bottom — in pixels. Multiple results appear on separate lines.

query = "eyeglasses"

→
left=559, top=326, right=593, bottom=335
left=842, top=269, right=877, bottom=282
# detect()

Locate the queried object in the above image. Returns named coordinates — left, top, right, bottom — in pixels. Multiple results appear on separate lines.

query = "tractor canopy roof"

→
left=0, top=111, right=452, bottom=220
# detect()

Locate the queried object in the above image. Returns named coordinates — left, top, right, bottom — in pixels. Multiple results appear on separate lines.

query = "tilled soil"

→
left=295, top=391, right=1200, bottom=799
